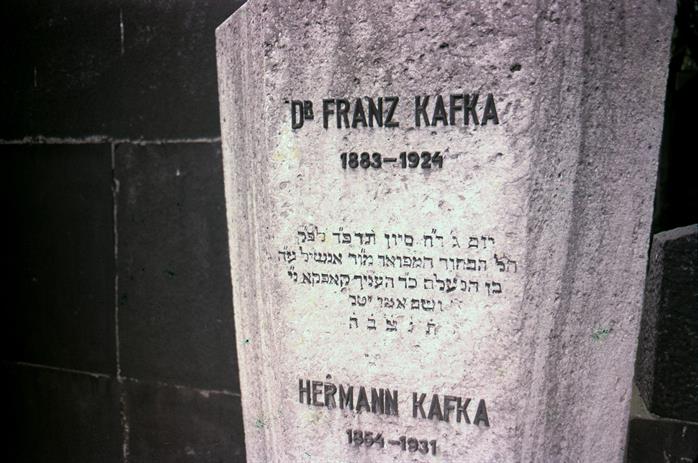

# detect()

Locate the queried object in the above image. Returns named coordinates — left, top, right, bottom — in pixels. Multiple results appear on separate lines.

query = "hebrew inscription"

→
left=279, top=224, right=521, bottom=338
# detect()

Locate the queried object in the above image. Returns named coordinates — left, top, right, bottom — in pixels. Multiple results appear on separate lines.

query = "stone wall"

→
left=3, top=1, right=246, bottom=461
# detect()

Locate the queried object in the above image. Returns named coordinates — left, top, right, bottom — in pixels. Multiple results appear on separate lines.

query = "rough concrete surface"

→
left=217, top=1, right=675, bottom=461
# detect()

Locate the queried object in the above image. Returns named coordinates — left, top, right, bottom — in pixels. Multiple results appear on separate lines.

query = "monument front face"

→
left=216, top=2, right=675, bottom=461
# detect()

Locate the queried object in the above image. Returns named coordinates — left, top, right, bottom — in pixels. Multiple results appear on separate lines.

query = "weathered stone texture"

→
left=217, top=1, right=675, bottom=461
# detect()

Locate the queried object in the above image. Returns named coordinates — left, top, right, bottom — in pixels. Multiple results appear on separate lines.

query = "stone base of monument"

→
left=627, top=417, right=698, bottom=463
left=630, top=225, right=698, bottom=463
left=635, top=225, right=698, bottom=422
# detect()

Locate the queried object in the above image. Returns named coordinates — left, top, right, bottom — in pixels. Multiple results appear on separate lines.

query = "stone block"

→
left=636, top=224, right=698, bottom=422
left=115, top=142, right=239, bottom=391
left=5, top=363, right=122, bottom=463
left=0, top=0, right=245, bottom=139
left=124, top=378, right=245, bottom=462
left=2, top=144, right=115, bottom=374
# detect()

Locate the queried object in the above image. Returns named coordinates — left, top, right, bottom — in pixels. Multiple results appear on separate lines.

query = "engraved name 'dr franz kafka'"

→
left=299, top=378, right=490, bottom=427
left=289, top=93, right=500, bottom=130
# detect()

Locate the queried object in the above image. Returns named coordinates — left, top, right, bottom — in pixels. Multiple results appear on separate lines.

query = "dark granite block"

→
left=2, top=144, right=116, bottom=374
left=627, top=417, right=698, bottom=463
left=116, top=142, right=239, bottom=391
left=124, top=378, right=245, bottom=463
left=636, top=224, right=698, bottom=422
left=0, top=0, right=245, bottom=139
left=5, top=363, right=122, bottom=463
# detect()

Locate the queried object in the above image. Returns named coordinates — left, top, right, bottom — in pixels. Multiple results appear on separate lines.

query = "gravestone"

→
left=216, top=1, right=675, bottom=461
left=636, top=224, right=698, bottom=422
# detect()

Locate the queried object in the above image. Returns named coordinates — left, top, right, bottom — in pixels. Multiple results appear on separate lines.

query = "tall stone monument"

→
left=216, top=2, right=675, bottom=461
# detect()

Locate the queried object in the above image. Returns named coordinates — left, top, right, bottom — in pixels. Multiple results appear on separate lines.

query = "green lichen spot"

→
left=591, top=327, right=612, bottom=342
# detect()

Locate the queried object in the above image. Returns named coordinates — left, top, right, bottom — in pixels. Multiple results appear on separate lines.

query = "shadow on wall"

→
left=2, top=1, right=248, bottom=462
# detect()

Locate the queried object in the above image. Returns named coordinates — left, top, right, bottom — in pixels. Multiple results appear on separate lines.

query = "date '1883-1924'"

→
left=340, top=151, right=443, bottom=169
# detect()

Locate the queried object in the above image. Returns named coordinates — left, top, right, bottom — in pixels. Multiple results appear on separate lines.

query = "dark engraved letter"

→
left=367, top=97, right=384, bottom=127
left=443, top=395, right=458, bottom=422
left=339, top=385, right=354, bottom=410
left=336, top=99, right=351, bottom=128
left=324, top=383, right=337, bottom=408
left=463, top=93, right=480, bottom=125
left=385, top=389, right=399, bottom=416
left=384, top=96, right=400, bottom=127
left=474, top=399, right=490, bottom=427
left=322, top=99, right=335, bottom=129
left=427, top=394, right=444, bottom=421
left=415, top=95, right=430, bottom=127
left=449, top=94, right=464, bottom=125
left=356, top=386, right=371, bottom=413
left=303, top=100, right=314, bottom=120
left=481, top=93, right=499, bottom=125
left=299, top=379, right=311, bottom=404
left=352, top=98, right=368, bottom=128
left=291, top=100, right=305, bottom=129
left=371, top=388, right=385, bottom=415
left=413, top=392, right=427, bottom=418
left=456, top=397, right=472, bottom=423
left=312, top=381, right=323, bottom=406
left=431, top=95, right=448, bottom=126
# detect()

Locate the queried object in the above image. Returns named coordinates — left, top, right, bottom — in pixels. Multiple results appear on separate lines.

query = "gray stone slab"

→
left=124, top=378, right=245, bottom=463
left=216, top=2, right=675, bottom=461
left=115, top=142, right=239, bottom=391
left=2, top=144, right=116, bottom=374
left=636, top=224, right=698, bottom=422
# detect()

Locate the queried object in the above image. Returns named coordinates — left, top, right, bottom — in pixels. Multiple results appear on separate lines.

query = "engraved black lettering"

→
left=443, top=395, right=458, bottom=422
left=339, top=385, right=354, bottom=410
left=367, top=97, right=384, bottom=127
left=412, top=392, right=427, bottom=418
left=351, top=98, right=368, bottom=128
left=431, top=95, right=448, bottom=126
left=336, top=99, right=351, bottom=128
left=324, top=383, right=337, bottom=408
left=449, top=94, right=464, bottom=125
left=302, top=100, right=314, bottom=120
left=356, top=386, right=371, bottom=413
left=427, top=394, right=444, bottom=421
left=312, top=381, right=323, bottom=406
left=385, top=389, right=399, bottom=416
left=474, top=399, right=490, bottom=427
left=291, top=100, right=305, bottom=129
left=464, top=93, right=480, bottom=125
left=384, top=96, right=400, bottom=127
left=299, top=378, right=311, bottom=404
left=322, top=99, right=335, bottom=129
left=481, top=93, right=499, bottom=125
left=415, top=95, right=430, bottom=127
left=456, top=397, right=471, bottom=423
left=371, top=388, right=385, bottom=414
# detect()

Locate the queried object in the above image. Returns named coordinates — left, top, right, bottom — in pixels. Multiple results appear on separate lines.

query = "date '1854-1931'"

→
left=346, top=429, right=438, bottom=456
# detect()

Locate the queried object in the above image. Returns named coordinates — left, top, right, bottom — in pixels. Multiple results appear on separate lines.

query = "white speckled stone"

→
left=216, top=2, right=675, bottom=462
